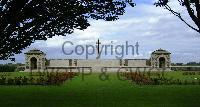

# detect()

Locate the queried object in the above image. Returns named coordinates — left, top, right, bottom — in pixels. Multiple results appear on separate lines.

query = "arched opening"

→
left=159, top=57, right=165, bottom=68
left=30, top=57, right=37, bottom=70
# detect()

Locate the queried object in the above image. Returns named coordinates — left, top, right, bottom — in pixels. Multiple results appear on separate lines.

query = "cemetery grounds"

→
left=0, top=71, right=199, bottom=107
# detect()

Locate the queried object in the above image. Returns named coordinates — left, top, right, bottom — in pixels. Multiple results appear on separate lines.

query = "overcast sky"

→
left=1, top=0, right=200, bottom=64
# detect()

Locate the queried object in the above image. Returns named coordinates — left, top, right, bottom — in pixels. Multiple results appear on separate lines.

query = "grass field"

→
left=0, top=72, right=200, bottom=107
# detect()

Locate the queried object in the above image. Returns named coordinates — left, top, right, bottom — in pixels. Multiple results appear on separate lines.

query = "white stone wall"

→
left=49, top=59, right=69, bottom=67
left=77, top=59, right=120, bottom=72
left=128, top=59, right=147, bottom=67
left=47, top=59, right=148, bottom=72
left=77, top=59, right=120, bottom=67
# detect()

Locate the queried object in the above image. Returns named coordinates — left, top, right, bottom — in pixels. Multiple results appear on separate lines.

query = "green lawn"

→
left=165, top=71, right=200, bottom=80
left=0, top=72, right=200, bottom=107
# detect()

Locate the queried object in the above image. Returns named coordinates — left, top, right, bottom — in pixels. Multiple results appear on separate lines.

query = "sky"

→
left=1, top=0, right=200, bottom=64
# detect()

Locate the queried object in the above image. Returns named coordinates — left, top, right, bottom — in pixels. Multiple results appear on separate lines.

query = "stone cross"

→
left=96, top=38, right=101, bottom=59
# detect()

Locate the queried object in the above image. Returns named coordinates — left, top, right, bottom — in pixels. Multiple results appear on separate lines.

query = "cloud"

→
left=2, top=0, right=200, bottom=64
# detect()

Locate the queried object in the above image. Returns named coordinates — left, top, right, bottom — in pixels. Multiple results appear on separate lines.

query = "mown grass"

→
left=165, top=71, right=200, bottom=80
left=0, top=72, right=199, bottom=107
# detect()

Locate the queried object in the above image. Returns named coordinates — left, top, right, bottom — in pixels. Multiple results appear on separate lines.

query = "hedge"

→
left=0, top=64, right=16, bottom=72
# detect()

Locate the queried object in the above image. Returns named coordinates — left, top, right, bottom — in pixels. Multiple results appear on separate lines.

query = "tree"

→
left=155, top=0, right=200, bottom=33
left=0, top=0, right=135, bottom=60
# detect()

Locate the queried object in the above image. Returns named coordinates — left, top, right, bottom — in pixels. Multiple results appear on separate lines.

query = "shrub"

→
left=177, top=79, right=182, bottom=85
left=14, top=77, right=22, bottom=85
left=36, top=76, right=46, bottom=85
left=7, top=78, right=14, bottom=85
left=0, top=76, right=6, bottom=85
left=182, top=72, right=188, bottom=75
left=192, top=80, right=196, bottom=85
left=0, top=72, right=76, bottom=86
left=152, top=78, right=160, bottom=85
left=22, top=76, right=28, bottom=85
left=0, top=64, right=16, bottom=72
left=29, top=77, right=35, bottom=85
left=184, top=80, right=188, bottom=85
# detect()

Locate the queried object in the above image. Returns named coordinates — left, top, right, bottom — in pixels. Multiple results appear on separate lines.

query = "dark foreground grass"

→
left=0, top=73, right=200, bottom=107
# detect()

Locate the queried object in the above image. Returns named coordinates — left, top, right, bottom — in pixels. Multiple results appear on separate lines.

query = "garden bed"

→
left=0, top=72, right=78, bottom=85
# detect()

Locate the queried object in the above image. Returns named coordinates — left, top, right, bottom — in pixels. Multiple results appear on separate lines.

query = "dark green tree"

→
left=0, top=0, right=135, bottom=60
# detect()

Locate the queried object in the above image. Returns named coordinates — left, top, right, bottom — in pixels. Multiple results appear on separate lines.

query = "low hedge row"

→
left=0, top=65, right=16, bottom=72
left=0, top=72, right=77, bottom=85
left=121, top=71, right=200, bottom=85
